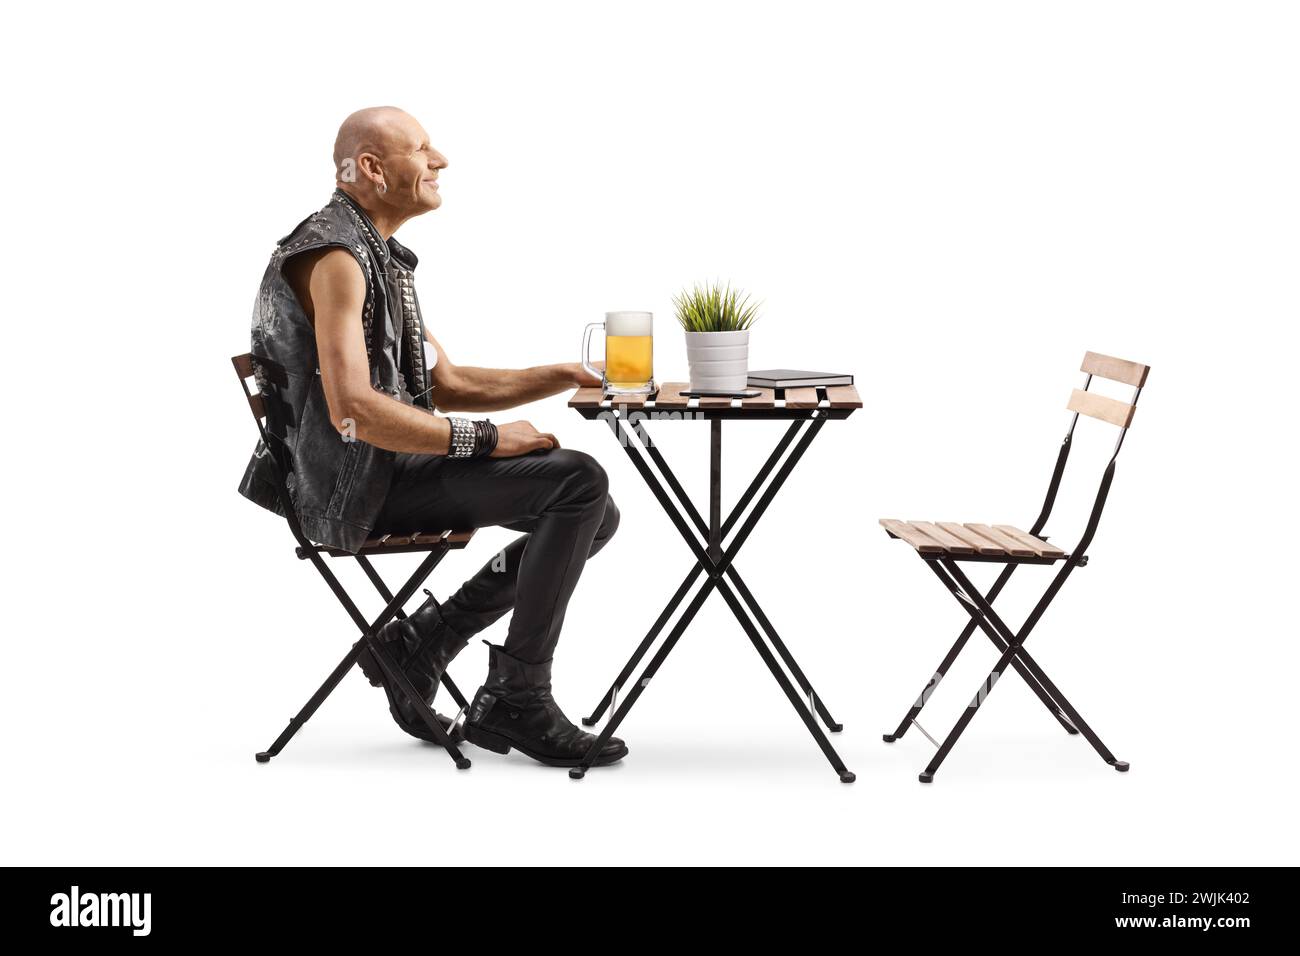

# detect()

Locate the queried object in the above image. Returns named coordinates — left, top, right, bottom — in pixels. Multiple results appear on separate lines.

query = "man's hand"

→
left=492, top=421, right=560, bottom=457
left=422, top=347, right=603, bottom=411
left=570, top=361, right=603, bottom=388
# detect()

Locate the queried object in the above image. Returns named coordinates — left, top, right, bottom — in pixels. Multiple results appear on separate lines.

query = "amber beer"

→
left=582, top=311, right=654, bottom=395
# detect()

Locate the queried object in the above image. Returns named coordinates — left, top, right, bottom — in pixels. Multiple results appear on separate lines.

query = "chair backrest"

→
left=233, top=351, right=319, bottom=549
left=1065, top=351, right=1149, bottom=431
left=231, top=353, right=270, bottom=440
left=1033, top=350, right=1150, bottom=558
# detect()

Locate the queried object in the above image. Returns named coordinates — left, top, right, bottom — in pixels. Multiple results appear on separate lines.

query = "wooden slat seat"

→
left=358, top=528, right=476, bottom=553
left=879, top=519, right=1066, bottom=561
left=304, top=528, right=478, bottom=559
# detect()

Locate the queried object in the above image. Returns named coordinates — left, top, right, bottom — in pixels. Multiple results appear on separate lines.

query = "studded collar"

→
left=330, top=189, right=420, bottom=272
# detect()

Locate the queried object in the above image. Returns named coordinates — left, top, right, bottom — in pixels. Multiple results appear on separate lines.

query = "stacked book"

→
left=746, top=370, right=854, bottom=389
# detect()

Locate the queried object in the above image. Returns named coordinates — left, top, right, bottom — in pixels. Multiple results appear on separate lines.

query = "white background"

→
left=2, top=0, right=1297, bottom=866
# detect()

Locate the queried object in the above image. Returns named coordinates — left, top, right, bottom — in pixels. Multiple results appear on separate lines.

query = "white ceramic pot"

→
left=685, top=329, right=750, bottom=393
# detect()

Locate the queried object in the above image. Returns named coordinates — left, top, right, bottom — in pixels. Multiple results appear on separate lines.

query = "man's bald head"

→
left=332, top=106, right=448, bottom=226
left=333, top=106, right=412, bottom=174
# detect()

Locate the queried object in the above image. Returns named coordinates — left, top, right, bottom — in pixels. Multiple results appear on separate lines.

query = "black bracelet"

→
left=474, top=420, right=498, bottom=457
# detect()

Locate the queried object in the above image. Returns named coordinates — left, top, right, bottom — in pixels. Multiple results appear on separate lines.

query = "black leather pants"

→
left=374, top=448, right=619, bottom=665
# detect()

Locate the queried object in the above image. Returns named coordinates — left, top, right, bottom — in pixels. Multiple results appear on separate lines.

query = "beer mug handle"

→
left=581, top=321, right=604, bottom=382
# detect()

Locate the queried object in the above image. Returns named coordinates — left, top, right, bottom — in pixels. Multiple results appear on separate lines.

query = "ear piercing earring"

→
left=377, top=181, right=387, bottom=194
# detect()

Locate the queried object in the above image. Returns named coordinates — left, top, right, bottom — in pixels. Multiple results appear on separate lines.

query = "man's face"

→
left=378, top=115, right=448, bottom=215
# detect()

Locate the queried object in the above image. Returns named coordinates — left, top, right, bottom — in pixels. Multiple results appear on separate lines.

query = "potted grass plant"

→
left=673, top=281, right=760, bottom=394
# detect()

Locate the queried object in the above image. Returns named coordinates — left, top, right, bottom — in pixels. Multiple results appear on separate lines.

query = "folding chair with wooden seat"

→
left=231, top=353, right=478, bottom=770
left=878, top=351, right=1149, bottom=783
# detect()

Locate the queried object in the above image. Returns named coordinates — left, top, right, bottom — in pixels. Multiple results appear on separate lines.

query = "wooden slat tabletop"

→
left=784, top=387, right=820, bottom=408
left=609, top=392, right=648, bottom=408
left=568, top=387, right=606, bottom=408
left=567, top=381, right=860, bottom=418
left=825, top=384, right=862, bottom=408
left=654, top=383, right=692, bottom=408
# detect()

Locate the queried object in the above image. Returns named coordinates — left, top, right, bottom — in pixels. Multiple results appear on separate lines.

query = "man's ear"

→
left=356, top=152, right=385, bottom=189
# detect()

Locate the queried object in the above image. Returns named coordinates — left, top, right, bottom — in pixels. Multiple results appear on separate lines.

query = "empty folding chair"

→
left=231, top=353, right=478, bottom=769
left=879, top=351, right=1149, bottom=782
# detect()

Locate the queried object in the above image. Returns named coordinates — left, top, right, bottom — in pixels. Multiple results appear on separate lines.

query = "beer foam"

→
left=605, top=311, right=652, bottom=336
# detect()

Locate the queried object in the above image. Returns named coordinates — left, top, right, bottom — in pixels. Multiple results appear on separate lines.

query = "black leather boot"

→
left=464, top=644, right=628, bottom=767
left=357, top=593, right=470, bottom=743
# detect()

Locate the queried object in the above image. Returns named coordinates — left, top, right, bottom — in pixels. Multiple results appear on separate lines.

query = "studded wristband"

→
left=448, top=417, right=477, bottom=458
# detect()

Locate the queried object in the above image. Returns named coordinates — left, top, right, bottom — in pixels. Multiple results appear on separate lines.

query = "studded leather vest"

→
left=238, top=189, right=434, bottom=552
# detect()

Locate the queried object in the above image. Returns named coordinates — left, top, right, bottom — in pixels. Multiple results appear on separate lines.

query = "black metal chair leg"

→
left=256, top=640, right=369, bottom=762
left=364, top=631, right=470, bottom=768
left=715, top=580, right=855, bottom=782
left=917, top=558, right=1118, bottom=783
left=440, top=673, right=470, bottom=712
left=884, top=561, right=1020, bottom=742
left=946, top=561, right=1125, bottom=771
left=355, top=555, right=406, bottom=611
left=920, top=644, right=1018, bottom=782
left=356, top=552, right=472, bottom=714
left=259, top=546, right=470, bottom=768
left=882, top=626, right=977, bottom=745
left=1014, top=647, right=1126, bottom=771
left=926, top=560, right=1080, bottom=736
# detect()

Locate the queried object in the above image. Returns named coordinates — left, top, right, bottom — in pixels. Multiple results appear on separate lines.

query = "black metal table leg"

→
left=569, top=575, right=719, bottom=779
left=582, top=564, right=704, bottom=726
left=709, top=418, right=722, bottom=562
left=630, top=416, right=845, bottom=732
left=573, top=409, right=853, bottom=781
left=726, top=569, right=845, bottom=732
left=714, top=579, right=855, bottom=781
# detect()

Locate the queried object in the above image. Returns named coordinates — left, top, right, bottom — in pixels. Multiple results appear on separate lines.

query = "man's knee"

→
left=551, top=449, right=609, bottom=503
left=598, top=494, right=620, bottom=541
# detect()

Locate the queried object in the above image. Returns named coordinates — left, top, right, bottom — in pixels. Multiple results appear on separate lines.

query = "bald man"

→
left=239, top=107, right=627, bottom=768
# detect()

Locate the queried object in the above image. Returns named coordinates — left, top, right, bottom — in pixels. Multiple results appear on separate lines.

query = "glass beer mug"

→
left=582, top=311, right=654, bottom=395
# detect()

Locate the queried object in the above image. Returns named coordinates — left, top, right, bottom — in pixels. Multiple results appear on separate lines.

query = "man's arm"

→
left=291, top=248, right=557, bottom=456
left=423, top=328, right=600, bottom=412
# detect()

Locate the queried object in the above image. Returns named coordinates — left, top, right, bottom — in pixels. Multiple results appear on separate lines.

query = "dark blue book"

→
left=747, top=369, right=854, bottom=388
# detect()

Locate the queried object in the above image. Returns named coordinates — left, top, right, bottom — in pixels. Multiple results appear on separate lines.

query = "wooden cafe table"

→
left=566, top=381, right=863, bottom=781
